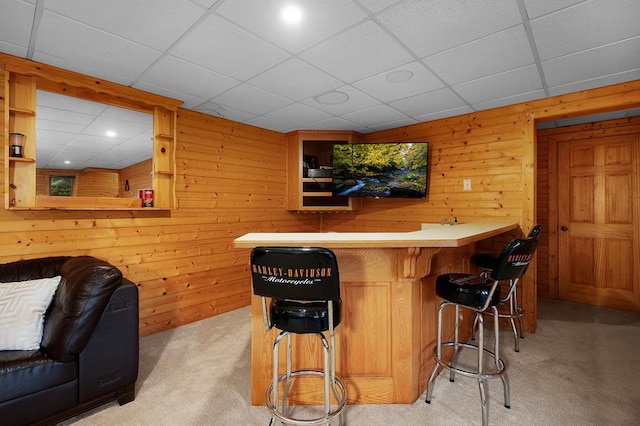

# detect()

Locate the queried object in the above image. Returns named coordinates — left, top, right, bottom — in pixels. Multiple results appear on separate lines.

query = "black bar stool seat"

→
left=436, top=273, right=501, bottom=308
left=271, top=300, right=341, bottom=334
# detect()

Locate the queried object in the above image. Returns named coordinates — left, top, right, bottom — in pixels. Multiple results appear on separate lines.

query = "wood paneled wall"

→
left=2, top=54, right=640, bottom=337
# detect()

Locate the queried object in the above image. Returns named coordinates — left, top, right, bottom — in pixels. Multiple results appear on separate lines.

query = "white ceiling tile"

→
left=215, top=0, right=368, bottom=54
left=141, top=56, right=240, bottom=100
left=301, top=20, right=414, bottom=83
left=44, top=0, right=206, bottom=50
left=359, top=0, right=403, bottom=14
left=190, top=0, right=218, bottom=8
left=377, top=0, right=522, bottom=57
left=36, top=107, right=94, bottom=127
left=304, top=117, right=370, bottom=133
left=424, top=25, right=535, bottom=86
left=170, top=13, right=290, bottom=81
left=0, top=41, right=27, bottom=57
left=32, top=52, right=134, bottom=86
left=353, top=61, right=444, bottom=103
left=83, top=116, right=150, bottom=139
left=35, top=119, right=86, bottom=134
left=531, top=0, right=640, bottom=60
left=366, top=117, right=420, bottom=132
left=523, top=0, right=586, bottom=19
left=471, top=89, right=546, bottom=111
left=414, top=106, right=475, bottom=123
left=191, top=101, right=258, bottom=123
left=259, top=103, right=333, bottom=127
left=542, top=37, right=640, bottom=87
left=301, top=85, right=381, bottom=115
left=249, top=58, right=342, bottom=101
left=133, top=81, right=201, bottom=109
left=454, top=65, right=542, bottom=105
left=0, top=1, right=35, bottom=49
left=101, top=106, right=152, bottom=124
left=340, top=104, right=409, bottom=128
left=244, top=116, right=299, bottom=134
left=36, top=129, right=75, bottom=150
left=547, top=68, right=640, bottom=97
left=390, top=87, right=467, bottom=117
left=37, top=90, right=106, bottom=115
left=35, top=11, right=162, bottom=82
left=211, top=84, right=293, bottom=115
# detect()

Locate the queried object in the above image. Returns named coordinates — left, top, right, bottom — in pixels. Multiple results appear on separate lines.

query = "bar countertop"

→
left=234, top=221, right=518, bottom=249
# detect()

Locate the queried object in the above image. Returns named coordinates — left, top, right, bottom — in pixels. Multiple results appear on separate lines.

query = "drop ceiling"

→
left=2, top=0, right=640, bottom=168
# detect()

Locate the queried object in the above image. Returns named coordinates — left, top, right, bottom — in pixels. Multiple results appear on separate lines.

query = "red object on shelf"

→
left=139, top=189, right=154, bottom=207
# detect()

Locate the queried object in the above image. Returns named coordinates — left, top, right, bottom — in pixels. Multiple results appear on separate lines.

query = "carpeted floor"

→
left=61, top=298, right=640, bottom=425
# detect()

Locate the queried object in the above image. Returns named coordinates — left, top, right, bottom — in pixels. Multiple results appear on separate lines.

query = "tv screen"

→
left=332, top=142, right=428, bottom=199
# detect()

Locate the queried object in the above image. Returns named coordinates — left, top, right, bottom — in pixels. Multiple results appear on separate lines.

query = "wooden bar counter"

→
left=234, top=222, right=518, bottom=405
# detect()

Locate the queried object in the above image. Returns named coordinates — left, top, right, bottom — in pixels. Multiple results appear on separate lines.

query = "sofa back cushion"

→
left=41, top=257, right=123, bottom=362
left=0, top=257, right=71, bottom=283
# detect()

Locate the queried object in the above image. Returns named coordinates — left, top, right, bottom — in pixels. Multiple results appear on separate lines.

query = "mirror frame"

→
left=2, top=53, right=182, bottom=210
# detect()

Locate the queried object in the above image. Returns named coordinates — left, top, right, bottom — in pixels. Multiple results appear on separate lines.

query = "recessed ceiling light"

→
left=314, top=91, right=349, bottom=105
left=386, top=70, right=414, bottom=83
left=281, top=5, right=303, bottom=24
left=106, top=130, right=117, bottom=137
left=282, top=5, right=302, bottom=23
left=64, top=160, right=71, bottom=164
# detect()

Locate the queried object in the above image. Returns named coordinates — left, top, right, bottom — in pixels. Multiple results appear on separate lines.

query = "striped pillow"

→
left=0, top=276, right=62, bottom=350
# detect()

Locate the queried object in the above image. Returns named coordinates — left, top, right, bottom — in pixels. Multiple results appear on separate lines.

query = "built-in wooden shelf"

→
left=9, top=106, right=35, bottom=115
left=8, top=156, right=35, bottom=163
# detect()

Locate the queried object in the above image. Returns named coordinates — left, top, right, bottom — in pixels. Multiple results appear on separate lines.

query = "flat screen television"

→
left=332, top=142, right=428, bottom=199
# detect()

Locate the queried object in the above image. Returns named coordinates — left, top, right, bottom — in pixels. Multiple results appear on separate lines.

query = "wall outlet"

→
left=463, top=179, right=472, bottom=191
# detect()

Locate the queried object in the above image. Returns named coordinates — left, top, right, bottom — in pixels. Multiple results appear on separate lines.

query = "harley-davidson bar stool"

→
left=250, top=246, right=346, bottom=426
left=425, top=237, right=539, bottom=426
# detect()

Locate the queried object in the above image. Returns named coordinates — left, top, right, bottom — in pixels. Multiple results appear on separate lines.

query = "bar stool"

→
left=425, top=237, right=539, bottom=426
left=250, top=246, right=347, bottom=426
left=475, top=225, right=541, bottom=352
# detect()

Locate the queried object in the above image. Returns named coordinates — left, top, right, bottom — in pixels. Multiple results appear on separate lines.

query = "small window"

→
left=49, top=176, right=75, bottom=196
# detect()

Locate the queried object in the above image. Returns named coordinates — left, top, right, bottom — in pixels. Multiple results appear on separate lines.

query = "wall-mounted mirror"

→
left=35, top=90, right=153, bottom=198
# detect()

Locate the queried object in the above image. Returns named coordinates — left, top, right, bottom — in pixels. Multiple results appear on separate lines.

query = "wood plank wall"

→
left=2, top=55, right=640, bottom=337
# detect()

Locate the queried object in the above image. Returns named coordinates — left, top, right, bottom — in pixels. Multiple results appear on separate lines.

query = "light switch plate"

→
left=463, top=179, right=471, bottom=191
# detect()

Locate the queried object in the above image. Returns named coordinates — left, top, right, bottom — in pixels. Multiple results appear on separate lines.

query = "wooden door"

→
left=558, top=134, right=640, bottom=311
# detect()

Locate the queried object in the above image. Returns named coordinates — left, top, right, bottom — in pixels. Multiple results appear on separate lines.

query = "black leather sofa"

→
left=0, top=256, right=139, bottom=426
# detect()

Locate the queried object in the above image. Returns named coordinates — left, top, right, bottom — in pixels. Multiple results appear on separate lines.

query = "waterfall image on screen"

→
left=332, top=142, right=428, bottom=199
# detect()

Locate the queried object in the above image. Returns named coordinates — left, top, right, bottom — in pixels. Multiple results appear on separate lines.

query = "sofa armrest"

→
left=78, top=278, right=139, bottom=404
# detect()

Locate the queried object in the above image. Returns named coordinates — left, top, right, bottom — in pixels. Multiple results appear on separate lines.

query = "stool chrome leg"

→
left=425, top=301, right=447, bottom=404
left=271, top=331, right=287, bottom=425
left=282, top=333, right=293, bottom=417
left=426, top=302, right=510, bottom=426
left=491, top=305, right=510, bottom=410
left=449, top=304, right=462, bottom=382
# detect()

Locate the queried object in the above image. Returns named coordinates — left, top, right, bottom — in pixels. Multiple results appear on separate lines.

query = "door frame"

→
left=541, top=116, right=640, bottom=303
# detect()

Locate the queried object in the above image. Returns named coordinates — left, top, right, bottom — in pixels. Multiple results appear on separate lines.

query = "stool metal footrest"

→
left=266, top=369, right=347, bottom=426
left=432, top=341, right=507, bottom=381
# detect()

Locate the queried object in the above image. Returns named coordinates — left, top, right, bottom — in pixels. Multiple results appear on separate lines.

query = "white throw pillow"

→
left=0, top=276, right=62, bottom=350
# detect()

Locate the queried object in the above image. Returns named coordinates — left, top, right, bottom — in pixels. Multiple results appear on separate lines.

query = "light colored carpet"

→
left=61, top=298, right=640, bottom=425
